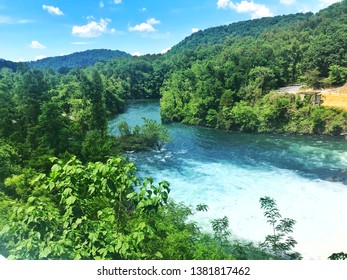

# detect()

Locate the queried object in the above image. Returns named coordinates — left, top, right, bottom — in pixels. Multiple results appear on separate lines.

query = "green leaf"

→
left=126, top=192, right=137, bottom=200
left=137, top=222, right=146, bottom=231
left=115, top=240, right=122, bottom=252
left=39, top=247, right=52, bottom=259
left=107, top=245, right=115, bottom=253
left=135, top=232, right=144, bottom=245
left=66, top=195, right=77, bottom=205
left=26, top=206, right=35, bottom=213
left=63, top=188, right=72, bottom=197
left=0, top=225, right=10, bottom=235
left=155, top=252, right=163, bottom=259
left=27, top=197, right=36, bottom=203
left=50, top=171, right=59, bottom=179
left=98, top=248, right=108, bottom=256
left=88, top=186, right=96, bottom=195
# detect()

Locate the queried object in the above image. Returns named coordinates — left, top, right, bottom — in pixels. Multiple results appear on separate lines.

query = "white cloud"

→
left=319, top=0, right=341, bottom=7
left=217, top=1, right=273, bottom=19
left=129, top=18, right=160, bottom=32
left=298, top=0, right=341, bottom=13
left=99, top=1, right=105, bottom=8
left=140, top=7, right=147, bottom=12
left=35, top=55, right=47, bottom=61
left=72, top=18, right=114, bottom=37
left=192, top=28, right=200, bottom=33
left=114, top=0, right=122, bottom=4
left=160, top=47, right=171, bottom=54
left=217, top=0, right=231, bottom=8
left=132, top=52, right=141, bottom=56
left=29, top=41, right=46, bottom=49
left=280, top=0, right=296, bottom=5
left=42, top=5, right=64, bottom=16
left=148, top=18, right=160, bottom=25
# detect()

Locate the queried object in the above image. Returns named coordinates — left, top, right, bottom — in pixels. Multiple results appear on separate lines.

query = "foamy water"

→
left=109, top=100, right=347, bottom=259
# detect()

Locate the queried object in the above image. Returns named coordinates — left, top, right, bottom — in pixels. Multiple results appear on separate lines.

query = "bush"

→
left=230, top=101, right=259, bottom=132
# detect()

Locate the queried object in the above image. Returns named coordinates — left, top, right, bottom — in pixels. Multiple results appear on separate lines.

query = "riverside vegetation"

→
left=1, top=1, right=347, bottom=259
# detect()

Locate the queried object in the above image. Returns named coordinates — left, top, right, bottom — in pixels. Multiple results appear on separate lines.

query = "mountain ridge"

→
left=1, top=1, right=346, bottom=73
left=27, top=49, right=131, bottom=72
left=168, top=12, right=313, bottom=54
left=0, top=58, right=21, bottom=72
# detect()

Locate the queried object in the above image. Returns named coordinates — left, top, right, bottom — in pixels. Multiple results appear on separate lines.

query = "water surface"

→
left=109, top=99, right=347, bottom=259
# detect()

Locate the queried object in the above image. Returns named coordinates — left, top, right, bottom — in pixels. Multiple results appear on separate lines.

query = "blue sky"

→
left=0, top=0, right=342, bottom=61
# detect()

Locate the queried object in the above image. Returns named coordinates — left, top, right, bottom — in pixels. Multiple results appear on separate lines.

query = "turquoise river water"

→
left=109, top=99, right=347, bottom=259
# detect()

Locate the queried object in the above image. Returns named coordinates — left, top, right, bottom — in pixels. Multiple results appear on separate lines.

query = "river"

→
left=109, top=99, right=347, bottom=260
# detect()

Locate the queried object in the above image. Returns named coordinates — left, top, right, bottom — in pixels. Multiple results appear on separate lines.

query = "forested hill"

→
left=28, top=49, right=131, bottom=72
left=160, top=0, right=347, bottom=135
left=169, top=12, right=313, bottom=54
left=0, top=59, right=21, bottom=72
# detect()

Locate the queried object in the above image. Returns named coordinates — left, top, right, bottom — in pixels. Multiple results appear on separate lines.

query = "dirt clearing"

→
left=320, top=84, right=347, bottom=111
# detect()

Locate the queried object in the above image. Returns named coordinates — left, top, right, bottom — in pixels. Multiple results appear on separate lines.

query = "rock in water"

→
left=327, top=170, right=347, bottom=185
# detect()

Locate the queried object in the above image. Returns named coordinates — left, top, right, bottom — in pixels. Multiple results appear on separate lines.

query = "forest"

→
left=28, top=49, right=131, bottom=72
left=0, top=0, right=347, bottom=260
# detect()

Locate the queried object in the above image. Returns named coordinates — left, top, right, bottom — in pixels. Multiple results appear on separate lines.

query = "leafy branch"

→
left=259, top=196, right=301, bottom=259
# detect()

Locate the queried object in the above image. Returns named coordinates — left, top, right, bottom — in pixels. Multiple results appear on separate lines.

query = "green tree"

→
left=230, top=101, right=259, bottom=132
left=37, top=102, right=69, bottom=154
left=0, top=85, right=16, bottom=139
left=0, top=139, right=19, bottom=182
left=104, top=77, right=126, bottom=116
left=259, top=196, right=301, bottom=259
left=14, top=69, right=50, bottom=146
left=211, top=216, right=231, bottom=246
left=139, top=118, right=171, bottom=150
left=81, top=130, right=114, bottom=162
left=328, top=65, right=347, bottom=86
left=117, top=121, right=132, bottom=137
left=248, top=66, right=276, bottom=96
left=0, top=157, right=159, bottom=259
left=328, top=252, right=347, bottom=260
left=0, top=156, right=239, bottom=260
left=80, top=70, right=107, bottom=135
left=304, top=68, right=321, bottom=89
left=115, top=119, right=171, bottom=152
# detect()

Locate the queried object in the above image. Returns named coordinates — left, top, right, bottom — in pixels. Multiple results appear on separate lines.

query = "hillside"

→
left=159, top=0, right=347, bottom=135
left=28, top=49, right=131, bottom=72
left=0, top=59, right=23, bottom=72
left=169, top=12, right=312, bottom=54
left=0, top=59, right=16, bottom=71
